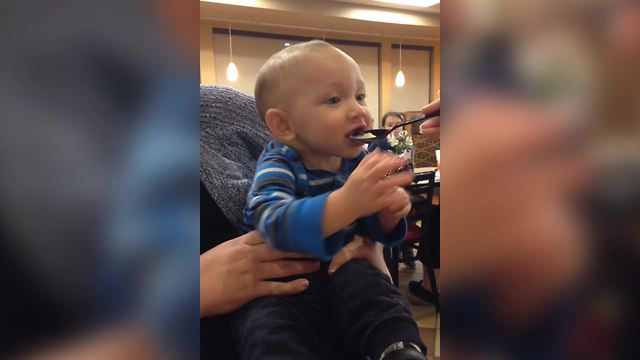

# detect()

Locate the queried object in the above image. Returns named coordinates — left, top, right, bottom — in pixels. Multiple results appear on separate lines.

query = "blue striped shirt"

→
left=242, top=141, right=407, bottom=261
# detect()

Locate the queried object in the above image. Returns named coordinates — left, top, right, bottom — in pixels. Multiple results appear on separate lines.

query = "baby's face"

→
left=281, top=47, right=373, bottom=159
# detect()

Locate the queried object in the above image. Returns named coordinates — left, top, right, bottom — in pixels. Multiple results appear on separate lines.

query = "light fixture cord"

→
left=399, top=38, right=402, bottom=70
left=228, top=23, right=233, bottom=63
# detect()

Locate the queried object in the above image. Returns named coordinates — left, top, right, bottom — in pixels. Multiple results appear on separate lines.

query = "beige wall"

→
left=200, top=22, right=216, bottom=84
left=390, top=47, right=432, bottom=112
left=211, top=32, right=381, bottom=120
left=200, top=19, right=440, bottom=126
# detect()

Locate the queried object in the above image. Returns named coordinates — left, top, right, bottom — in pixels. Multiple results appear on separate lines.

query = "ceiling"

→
left=330, top=0, right=440, bottom=14
left=200, top=0, right=440, bottom=41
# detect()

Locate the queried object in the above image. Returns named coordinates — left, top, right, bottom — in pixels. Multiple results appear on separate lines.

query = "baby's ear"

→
left=265, top=109, right=295, bottom=141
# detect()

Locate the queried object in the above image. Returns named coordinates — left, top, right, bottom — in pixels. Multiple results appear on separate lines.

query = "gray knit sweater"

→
left=200, top=85, right=270, bottom=229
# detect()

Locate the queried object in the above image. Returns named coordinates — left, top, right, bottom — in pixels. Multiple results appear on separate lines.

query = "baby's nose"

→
left=349, top=102, right=368, bottom=119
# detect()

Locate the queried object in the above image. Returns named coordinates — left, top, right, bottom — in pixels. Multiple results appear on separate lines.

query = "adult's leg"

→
left=411, top=204, right=440, bottom=299
left=230, top=268, right=333, bottom=360
left=328, top=259, right=426, bottom=359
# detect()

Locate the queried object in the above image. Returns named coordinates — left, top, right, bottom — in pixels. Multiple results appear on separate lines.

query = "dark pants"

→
left=230, top=259, right=425, bottom=360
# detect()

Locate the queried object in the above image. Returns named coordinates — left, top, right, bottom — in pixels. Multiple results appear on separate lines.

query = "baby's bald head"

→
left=254, top=40, right=346, bottom=120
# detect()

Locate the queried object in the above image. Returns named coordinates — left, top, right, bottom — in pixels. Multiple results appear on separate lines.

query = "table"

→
left=414, top=166, right=439, bottom=183
left=414, top=166, right=437, bottom=173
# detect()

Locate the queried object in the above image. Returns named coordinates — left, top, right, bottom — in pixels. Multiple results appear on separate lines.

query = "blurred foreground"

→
left=0, top=0, right=199, bottom=358
left=441, top=0, right=640, bottom=358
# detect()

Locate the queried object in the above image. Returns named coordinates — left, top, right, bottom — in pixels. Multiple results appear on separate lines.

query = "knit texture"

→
left=200, top=85, right=270, bottom=229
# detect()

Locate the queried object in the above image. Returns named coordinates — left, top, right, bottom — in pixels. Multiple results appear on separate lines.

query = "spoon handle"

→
left=390, top=110, right=440, bottom=132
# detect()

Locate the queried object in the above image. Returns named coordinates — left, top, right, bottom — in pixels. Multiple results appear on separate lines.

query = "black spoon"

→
left=350, top=110, right=440, bottom=143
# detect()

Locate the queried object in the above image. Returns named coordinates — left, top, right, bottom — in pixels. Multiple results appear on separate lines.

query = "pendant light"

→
left=226, top=24, right=238, bottom=82
left=395, top=39, right=405, bottom=87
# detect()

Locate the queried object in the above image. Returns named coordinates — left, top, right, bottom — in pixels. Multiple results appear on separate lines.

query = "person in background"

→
left=368, top=112, right=406, bottom=153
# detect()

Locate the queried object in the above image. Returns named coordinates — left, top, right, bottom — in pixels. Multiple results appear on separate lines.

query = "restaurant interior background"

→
left=4, top=0, right=640, bottom=358
left=200, top=0, right=441, bottom=358
left=200, top=0, right=440, bottom=165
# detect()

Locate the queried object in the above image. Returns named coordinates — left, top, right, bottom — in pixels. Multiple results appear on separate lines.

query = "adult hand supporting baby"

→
left=200, top=231, right=321, bottom=318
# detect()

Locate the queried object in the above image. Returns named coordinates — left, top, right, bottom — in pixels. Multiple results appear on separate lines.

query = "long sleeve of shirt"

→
left=243, top=153, right=346, bottom=260
left=243, top=142, right=409, bottom=261
left=358, top=215, right=407, bottom=248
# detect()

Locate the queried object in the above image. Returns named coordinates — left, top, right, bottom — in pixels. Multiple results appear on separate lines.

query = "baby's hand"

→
left=338, top=150, right=414, bottom=218
left=378, top=187, right=412, bottom=233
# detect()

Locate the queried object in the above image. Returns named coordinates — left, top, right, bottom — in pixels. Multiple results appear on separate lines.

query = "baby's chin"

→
left=342, top=146, right=364, bottom=159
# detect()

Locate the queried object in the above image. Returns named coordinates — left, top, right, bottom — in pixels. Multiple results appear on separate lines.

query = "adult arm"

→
left=200, top=231, right=320, bottom=318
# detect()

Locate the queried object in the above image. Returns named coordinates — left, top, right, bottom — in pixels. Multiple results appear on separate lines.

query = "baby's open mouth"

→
left=349, top=127, right=377, bottom=142
left=348, top=126, right=367, bottom=138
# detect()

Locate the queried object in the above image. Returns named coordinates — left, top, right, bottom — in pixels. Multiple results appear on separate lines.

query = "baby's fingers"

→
left=366, top=153, right=407, bottom=179
left=381, top=170, right=414, bottom=188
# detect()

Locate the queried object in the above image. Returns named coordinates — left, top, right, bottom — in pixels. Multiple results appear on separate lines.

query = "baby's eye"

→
left=325, top=96, right=341, bottom=105
left=356, top=93, right=366, bottom=103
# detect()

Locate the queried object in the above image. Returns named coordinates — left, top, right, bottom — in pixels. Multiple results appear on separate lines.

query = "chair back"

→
left=406, top=171, right=436, bottom=225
